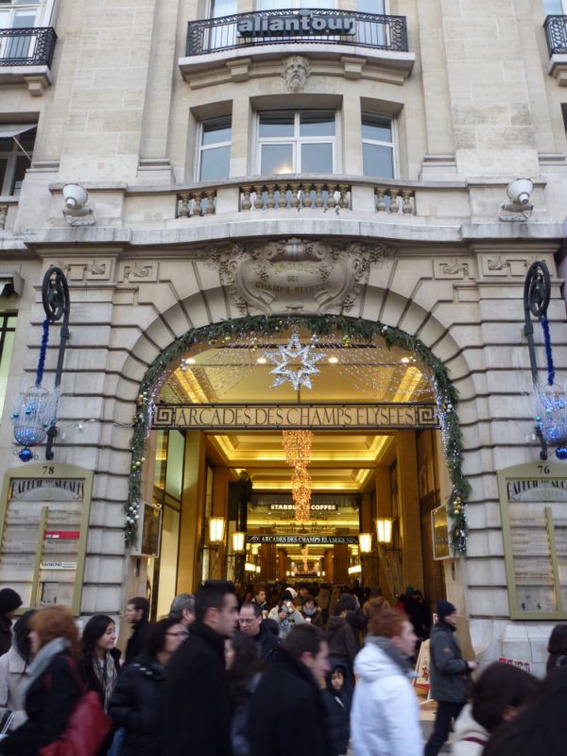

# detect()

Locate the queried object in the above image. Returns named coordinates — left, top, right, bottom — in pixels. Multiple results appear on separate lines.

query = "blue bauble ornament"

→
left=555, top=447, right=567, bottom=460
left=18, top=447, right=33, bottom=462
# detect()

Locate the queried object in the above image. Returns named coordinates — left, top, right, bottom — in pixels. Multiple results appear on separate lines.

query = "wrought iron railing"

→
left=0, top=27, right=57, bottom=67
left=544, top=15, right=567, bottom=55
left=186, top=10, right=408, bottom=56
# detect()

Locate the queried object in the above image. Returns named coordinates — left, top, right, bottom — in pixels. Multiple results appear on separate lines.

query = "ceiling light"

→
left=401, top=357, right=410, bottom=364
left=328, top=356, right=339, bottom=364
left=256, top=357, right=267, bottom=364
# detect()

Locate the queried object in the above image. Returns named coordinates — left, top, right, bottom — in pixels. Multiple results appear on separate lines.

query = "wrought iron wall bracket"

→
left=41, top=266, right=70, bottom=460
left=523, top=261, right=551, bottom=460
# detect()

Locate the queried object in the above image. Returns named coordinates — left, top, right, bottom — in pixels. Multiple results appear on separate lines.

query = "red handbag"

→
left=39, top=655, right=111, bottom=756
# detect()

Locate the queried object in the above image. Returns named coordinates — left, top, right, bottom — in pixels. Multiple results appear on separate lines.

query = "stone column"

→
left=177, top=431, right=206, bottom=592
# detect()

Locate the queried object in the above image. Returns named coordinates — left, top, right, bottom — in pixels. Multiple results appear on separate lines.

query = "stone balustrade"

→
left=0, top=205, right=7, bottom=230
left=177, top=190, right=217, bottom=218
left=374, top=185, right=416, bottom=214
left=240, top=182, right=351, bottom=212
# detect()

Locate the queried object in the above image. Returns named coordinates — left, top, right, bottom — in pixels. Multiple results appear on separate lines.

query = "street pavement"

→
left=420, top=700, right=452, bottom=754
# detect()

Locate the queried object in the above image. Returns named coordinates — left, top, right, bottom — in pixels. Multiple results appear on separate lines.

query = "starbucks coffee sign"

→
left=237, top=12, right=356, bottom=38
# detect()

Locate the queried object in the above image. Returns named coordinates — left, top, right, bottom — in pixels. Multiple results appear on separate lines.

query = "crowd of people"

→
left=0, top=581, right=564, bottom=755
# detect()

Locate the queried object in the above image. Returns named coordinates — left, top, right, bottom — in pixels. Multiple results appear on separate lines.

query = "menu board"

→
left=0, top=464, right=93, bottom=615
left=498, top=463, right=567, bottom=620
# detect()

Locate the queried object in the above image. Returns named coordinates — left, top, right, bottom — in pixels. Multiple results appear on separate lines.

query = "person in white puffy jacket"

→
left=351, top=608, right=422, bottom=756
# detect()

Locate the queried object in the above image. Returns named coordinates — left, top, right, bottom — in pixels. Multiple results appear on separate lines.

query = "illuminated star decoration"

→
left=266, top=331, right=325, bottom=390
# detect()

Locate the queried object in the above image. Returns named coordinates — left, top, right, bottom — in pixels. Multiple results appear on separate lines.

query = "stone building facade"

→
left=0, top=0, right=566, bottom=672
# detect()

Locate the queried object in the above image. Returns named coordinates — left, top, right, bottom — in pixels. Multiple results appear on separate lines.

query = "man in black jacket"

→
left=425, top=600, right=478, bottom=756
left=249, top=623, right=331, bottom=756
left=238, top=601, right=279, bottom=662
left=124, top=596, right=150, bottom=664
left=162, top=580, right=238, bottom=756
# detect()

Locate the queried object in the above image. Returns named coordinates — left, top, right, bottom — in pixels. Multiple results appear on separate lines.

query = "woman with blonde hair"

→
left=0, top=605, right=83, bottom=756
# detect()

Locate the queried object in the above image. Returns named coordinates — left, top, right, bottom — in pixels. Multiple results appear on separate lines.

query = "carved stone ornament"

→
left=209, top=238, right=394, bottom=317
left=282, top=55, right=311, bottom=92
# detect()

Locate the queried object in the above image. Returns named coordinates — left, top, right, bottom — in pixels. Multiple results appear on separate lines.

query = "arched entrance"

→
left=126, top=315, right=469, bottom=619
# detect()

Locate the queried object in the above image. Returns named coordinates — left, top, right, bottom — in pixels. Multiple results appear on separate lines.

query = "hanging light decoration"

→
left=282, top=430, right=314, bottom=521
left=266, top=330, right=325, bottom=391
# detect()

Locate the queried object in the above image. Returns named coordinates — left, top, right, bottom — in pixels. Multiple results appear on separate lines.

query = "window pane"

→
left=300, top=111, right=335, bottom=137
left=211, top=0, right=237, bottom=17
left=358, top=0, right=384, bottom=11
left=0, top=158, right=8, bottom=196
left=543, top=1, right=564, bottom=13
left=200, top=145, right=230, bottom=180
left=261, top=143, right=293, bottom=174
left=258, top=0, right=290, bottom=8
left=11, top=154, right=29, bottom=195
left=0, top=327, right=14, bottom=420
left=202, top=118, right=231, bottom=146
left=362, top=116, right=392, bottom=142
left=259, top=112, right=294, bottom=138
left=301, top=142, right=333, bottom=173
left=363, top=142, right=394, bottom=178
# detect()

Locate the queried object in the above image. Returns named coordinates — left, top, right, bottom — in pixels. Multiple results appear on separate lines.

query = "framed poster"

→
left=0, top=463, right=93, bottom=616
left=431, top=504, right=451, bottom=560
left=132, top=501, right=162, bottom=558
left=498, top=462, right=567, bottom=620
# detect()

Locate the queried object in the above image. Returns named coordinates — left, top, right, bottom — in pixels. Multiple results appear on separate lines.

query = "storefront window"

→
left=258, top=110, right=336, bottom=175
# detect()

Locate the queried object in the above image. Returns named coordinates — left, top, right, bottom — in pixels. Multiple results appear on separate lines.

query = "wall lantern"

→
left=376, top=517, right=393, bottom=545
left=232, top=531, right=246, bottom=553
left=209, top=517, right=226, bottom=544
left=359, top=533, right=373, bottom=554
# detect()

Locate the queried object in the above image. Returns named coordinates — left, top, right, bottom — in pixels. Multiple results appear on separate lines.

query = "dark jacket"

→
left=161, top=622, right=231, bottom=756
left=429, top=621, right=469, bottom=702
left=249, top=647, right=330, bottom=756
left=253, top=622, right=280, bottom=662
left=82, top=647, right=122, bottom=756
left=322, top=672, right=350, bottom=756
left=326, top=617, right=357, bottom=667
left=0, top=650, right=82, bottom=756
left=0, top=616, right=12, bottom=659
left=108, top=652, right=166, bottom=756
left=125, top=619, right=150, bottom=664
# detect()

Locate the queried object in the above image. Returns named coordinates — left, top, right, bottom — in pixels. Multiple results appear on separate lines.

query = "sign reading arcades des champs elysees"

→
left=237, top=12, right=356, bottom=38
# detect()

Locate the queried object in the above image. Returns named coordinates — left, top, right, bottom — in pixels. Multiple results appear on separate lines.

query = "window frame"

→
left=361, top=113, right=397, bottom=180
left=0, top=128, right=35, bottom=197
left=256, top=109, right=339, bottom=176
left=196, top=115, right=232, bottom=182
left=257, top=0, right=337, bottom=9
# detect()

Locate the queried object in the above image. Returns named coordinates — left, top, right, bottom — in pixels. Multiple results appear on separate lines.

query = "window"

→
left=258, top=110, right=336, bottom=174
left=0, top=0, right=41, bottom=58
left=358, top=0, right=385, bottom=11
left=198, top=117, right=231, bottom=181
left=209, top=0, right=237, bottom=17
left=361, top=115, right=395, bottom=179
left=258, top=1, right=332, bottom=8
left=544, top=0, right=567, bottom=13
left=0, top=126, right=35, bottom=196
left=0, top=313, right=16, bottom=418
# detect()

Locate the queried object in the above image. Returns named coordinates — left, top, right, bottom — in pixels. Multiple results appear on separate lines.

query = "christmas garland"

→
left=125, top=316, right=470, bottom=553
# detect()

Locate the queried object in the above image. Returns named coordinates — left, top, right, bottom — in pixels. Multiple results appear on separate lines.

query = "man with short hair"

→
left=250, top=623, right=331, bottom=756
left=162, top=580, right=238, bottom=756
left=124, top=595, right=150, bottom=663
left=351, top=608, right=422, bottom=755
left=169, top=592, right=195, bottom=627
left=424, top=601, right=478, bottom=756
left=238, top=601, right=279, bottom=661
left=251, top=586, right=268, bottom=616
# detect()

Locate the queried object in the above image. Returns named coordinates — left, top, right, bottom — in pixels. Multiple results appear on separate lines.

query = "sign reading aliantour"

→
left=237, top=13, right=356, bottom=38
left=153, top=403, right=438, bottom=431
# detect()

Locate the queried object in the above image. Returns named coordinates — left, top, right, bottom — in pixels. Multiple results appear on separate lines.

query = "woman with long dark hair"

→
left=81, top=615, right=120, bottom=711
left=109, top=617, right=187, bottom=756
left=0, top=610, right=36, bottom=735
left=483, top=667, right=567, bottom=756
left=226, top=632, right=262, bottom=756
left=0, top=605, right=84, bottom=756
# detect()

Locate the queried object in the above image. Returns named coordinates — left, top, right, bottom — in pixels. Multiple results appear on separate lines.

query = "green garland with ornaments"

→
left=125, top=315, right=471, bottom=553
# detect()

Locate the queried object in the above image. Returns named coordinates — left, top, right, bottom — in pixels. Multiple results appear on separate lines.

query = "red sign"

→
left=44, top=531, right=80, bottom=540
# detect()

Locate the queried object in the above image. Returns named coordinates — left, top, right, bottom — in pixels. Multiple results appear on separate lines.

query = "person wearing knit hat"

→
left=424, top=600, right=478, bottom=756
left=0, top=588, right=22, bottom=658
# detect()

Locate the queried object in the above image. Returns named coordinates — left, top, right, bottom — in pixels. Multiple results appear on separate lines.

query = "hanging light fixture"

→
left=376, top=517, right=393, bottom=544
left=359, top=533, right=373, bottom=553
left=209, top=517, right=226, bottom=544
left=282, top=430, right=314, bottom=521
left=232, top=531, right=246, bottom=553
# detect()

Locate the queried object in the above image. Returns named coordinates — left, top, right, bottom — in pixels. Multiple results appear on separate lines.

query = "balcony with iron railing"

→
left=544, top=15, right=567, bottom=83
left=0, top=27, right=57, bottom=95
left=179, top=9, right=414, bottom=85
